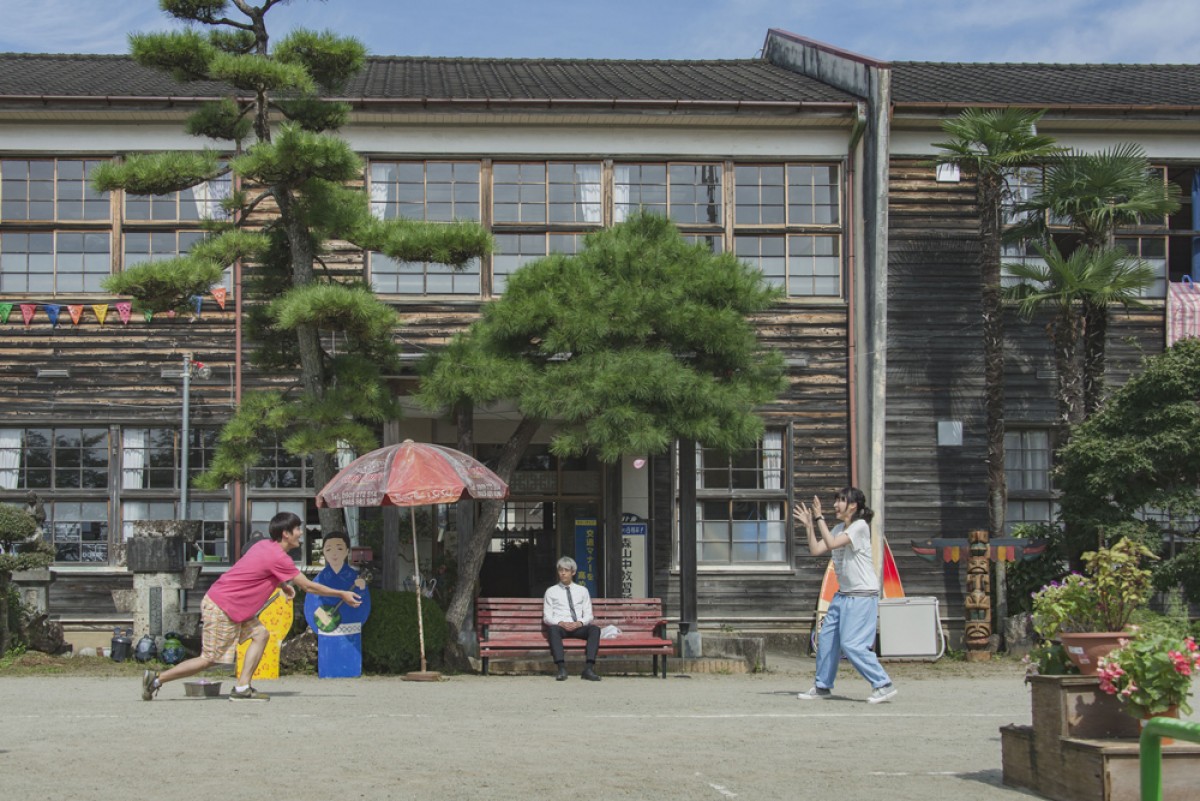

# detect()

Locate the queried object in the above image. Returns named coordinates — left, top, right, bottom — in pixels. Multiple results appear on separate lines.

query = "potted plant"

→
left=1030, top=537, right=1157, bottom=674
left=1097, top=630, right=1199, bottom=740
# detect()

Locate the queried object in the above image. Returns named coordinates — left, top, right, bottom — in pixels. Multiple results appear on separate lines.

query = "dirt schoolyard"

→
left=0, top=654, right=1108, bottom=801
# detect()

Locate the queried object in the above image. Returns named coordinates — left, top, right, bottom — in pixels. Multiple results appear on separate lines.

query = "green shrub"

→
left=361, top=590, right=447, bottom=674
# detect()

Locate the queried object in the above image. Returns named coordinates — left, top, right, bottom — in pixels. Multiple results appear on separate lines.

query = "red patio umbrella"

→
left=316, top=439, right=509, bottom=679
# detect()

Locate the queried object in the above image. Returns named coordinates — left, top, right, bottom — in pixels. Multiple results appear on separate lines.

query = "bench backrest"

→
left=476, top=597, right=666, bottom=637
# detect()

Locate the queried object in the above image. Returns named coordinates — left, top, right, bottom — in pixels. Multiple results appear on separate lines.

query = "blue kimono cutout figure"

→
left=304, top=531, right=371, bottom=678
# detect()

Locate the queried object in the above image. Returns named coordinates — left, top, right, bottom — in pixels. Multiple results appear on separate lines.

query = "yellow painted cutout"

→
left=236, top=592, right=293, bottom=680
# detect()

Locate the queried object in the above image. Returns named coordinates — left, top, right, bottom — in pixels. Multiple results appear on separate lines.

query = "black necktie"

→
left=564, top=585, right=578, bottom=622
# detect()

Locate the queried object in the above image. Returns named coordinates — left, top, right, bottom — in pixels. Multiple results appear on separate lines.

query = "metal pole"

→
left=180, top=353, right=191, bottom=522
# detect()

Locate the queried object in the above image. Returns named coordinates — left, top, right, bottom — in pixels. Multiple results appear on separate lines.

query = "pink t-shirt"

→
left=206, top=539, right=300, bottom=623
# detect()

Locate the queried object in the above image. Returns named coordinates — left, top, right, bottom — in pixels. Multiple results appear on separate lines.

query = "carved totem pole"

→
left=963, top=529, right=992, bottom=661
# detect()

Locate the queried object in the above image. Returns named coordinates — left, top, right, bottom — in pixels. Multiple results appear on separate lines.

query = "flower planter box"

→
left=1002, top=674, right=1200, bottom=801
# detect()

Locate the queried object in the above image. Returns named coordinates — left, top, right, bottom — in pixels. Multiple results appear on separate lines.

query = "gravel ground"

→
left=0, top=652, right=1087, bottom=801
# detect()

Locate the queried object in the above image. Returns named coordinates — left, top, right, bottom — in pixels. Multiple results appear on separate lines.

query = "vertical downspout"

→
left=231, top=160, right=245, bottom=559
left=846, top=104, right=867, bottom=487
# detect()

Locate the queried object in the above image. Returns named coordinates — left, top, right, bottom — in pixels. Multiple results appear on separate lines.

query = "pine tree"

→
left=95, top=1, right=492, bottom=532
left=418, top=212, right=786, bottom=657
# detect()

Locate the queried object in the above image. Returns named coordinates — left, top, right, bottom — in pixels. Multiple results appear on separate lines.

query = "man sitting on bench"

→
left=543, top=556, right=601, bottom=682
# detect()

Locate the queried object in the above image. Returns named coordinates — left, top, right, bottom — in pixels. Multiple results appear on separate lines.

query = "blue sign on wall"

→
left=573, top=518, right=598, bottom=594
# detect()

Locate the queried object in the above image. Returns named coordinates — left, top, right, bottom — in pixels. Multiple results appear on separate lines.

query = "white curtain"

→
left=578, top=164, right=602, bottom=223
left=337, top=440, right=359, bottom=545
left=613, top=165, right=633, bottom=222
left=763, top=429, right=783, bottom=522
left=121, top=428, right=146, bottom=490
left=0, top=429, right=20, bottom=489
left=368, top=166, right=390, bottom=219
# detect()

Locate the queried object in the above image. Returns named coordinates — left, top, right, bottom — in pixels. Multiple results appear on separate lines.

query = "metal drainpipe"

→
left=180, top=352, right=191, bottom=522
left=845, top=104, right=868, bottom=487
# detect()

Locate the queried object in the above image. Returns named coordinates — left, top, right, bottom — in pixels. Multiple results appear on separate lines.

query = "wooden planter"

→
left=1001, top=674, right=1200, bottom=801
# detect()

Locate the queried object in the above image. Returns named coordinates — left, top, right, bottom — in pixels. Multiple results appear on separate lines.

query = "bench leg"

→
left=661, top=656, right=667, bottom=679
left=482, top=657, right=489, bottom=676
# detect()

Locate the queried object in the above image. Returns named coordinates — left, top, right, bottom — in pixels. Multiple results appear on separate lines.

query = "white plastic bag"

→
left=601, top=624, right=621, bottom=639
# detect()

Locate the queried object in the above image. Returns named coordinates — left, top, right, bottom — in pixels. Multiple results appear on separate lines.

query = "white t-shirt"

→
left=829, top=518, right=879, bottom=594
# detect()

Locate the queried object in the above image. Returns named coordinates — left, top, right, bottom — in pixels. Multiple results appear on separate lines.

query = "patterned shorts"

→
left=201, top=595, right=265, bottom=664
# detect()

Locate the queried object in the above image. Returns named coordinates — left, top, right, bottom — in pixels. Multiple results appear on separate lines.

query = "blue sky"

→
left=1, top=0, right=1196, bottom=63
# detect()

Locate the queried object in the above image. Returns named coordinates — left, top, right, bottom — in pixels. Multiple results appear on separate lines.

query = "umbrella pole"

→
left=412, top=511, right=427, bottom=672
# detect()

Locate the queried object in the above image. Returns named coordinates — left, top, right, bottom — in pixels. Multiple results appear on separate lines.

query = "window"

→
left=14, top=427, right=109, bottom=490
left=0, top=158, right=109, bottom=221
left=688, top=429, right=788, bottom=565
left=735, top=235, right=840, bottom=297
left=122, top=428, right=178, bottom=489
left=249, top=439, right=314, bottom=490
left=192, top=500, right=231, bottom=561
left=125, top=175, right=232, bottom=222
left=248, top=500, right=306, bottom=563
left=491, top=232, right=585, bottom=294
left=614, top=162, right=723, bottom=225
left=369, top=161, right=480, bottom=221
left=46, top=500, right=109, bottom=563
left=1002, top=166, right=1044, bottom=226
left=492, top=162, right=602, bottom=225
left=1005, top=429, right=1057, bottom=533
left=123, top=231, right=206, bottom=267
left=121, top=500, right=175, bottom=541
left=0, top=231, right=111, bottom=293
left=370, top=252, right=480, bottom=295
left=1115, top=236, right=1168, bottom=298
left=735, top=164, right=840, bottom=226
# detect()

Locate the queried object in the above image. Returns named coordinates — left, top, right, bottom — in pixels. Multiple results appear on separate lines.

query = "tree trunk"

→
left=1054, top=307, right=1085, bottom=431
left=979, top=174, right=1007, bottom=539
left=1082, top=300, right=1108, bottom=417
left=442, top=415, right=541, bottom=669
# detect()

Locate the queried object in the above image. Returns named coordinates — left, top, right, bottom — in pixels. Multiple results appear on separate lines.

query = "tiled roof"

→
left=0, top=53, right=858, bottom=105
left=891, top=62, right=1200, bottom=107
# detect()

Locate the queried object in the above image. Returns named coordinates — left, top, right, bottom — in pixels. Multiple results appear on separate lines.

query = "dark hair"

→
left=268, top=511, right=303, bottom=541
left=323, top=530, right=350, bottom=548
left=835, top=487, right=874, bottom=523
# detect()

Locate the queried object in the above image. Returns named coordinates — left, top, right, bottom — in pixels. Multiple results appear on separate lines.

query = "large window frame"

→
left=1004, top=428, right=1058, bottom=533
left=676, top=427, right=792, bottom=569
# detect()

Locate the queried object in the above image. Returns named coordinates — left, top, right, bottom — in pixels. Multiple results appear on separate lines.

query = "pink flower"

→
left=1186, top=637, right=1198, bottom=653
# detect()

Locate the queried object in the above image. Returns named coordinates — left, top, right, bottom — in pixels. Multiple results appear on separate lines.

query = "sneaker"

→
left=867, top=684, right=898, bottom=704
left=141, top=670, right=159, bottom=702
left=797, top=686, right=832, bottom=700
left=228, top=686, right=270, bottom=702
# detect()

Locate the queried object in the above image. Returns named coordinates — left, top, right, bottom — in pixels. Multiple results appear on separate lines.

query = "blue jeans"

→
left=814, top=593, right=891, bottom=690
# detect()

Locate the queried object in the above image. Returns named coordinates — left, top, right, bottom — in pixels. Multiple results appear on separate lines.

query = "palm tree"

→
left=934, top=108, right=1062, bottom=538
left=1005, top=242, right=1155, bottom=430
left=1016, top=143, right=1181, bottom=414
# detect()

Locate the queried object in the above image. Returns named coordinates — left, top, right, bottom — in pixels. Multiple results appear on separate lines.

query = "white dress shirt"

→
left=543, top=581, right=594, bottom=626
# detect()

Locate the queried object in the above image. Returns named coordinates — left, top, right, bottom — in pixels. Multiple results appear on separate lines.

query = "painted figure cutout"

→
left=236, top=590, right=293, bottom=680
left=304, top=532, right=372, bottom=678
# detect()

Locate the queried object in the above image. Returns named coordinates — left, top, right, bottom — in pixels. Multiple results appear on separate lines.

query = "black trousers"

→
left=547, top=623, right=600, bottom=664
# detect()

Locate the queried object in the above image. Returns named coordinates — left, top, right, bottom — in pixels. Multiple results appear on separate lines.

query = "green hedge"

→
left=361, top=590, right=447, bottom=674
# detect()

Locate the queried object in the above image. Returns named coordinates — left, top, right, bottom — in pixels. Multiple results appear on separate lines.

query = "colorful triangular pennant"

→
left=21, top=304, right=36, bottom=326
left=92, top=304, right=109, bottom=325
left=191, top=295, right=203, bottom=318
left=145, top=310, right=155, bottom=323
left=68, top=305, right=84, bottom=325
left=0, top=303, right=11, bottom=324
left=44, top=304, right=61, bottom=327
left=212, top=286, right=227, bottom=309
left=116, top=302, right=132, bottom=325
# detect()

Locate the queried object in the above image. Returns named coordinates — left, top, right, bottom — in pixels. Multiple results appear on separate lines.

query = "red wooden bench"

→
left=476, top=597, right=674, bottom=678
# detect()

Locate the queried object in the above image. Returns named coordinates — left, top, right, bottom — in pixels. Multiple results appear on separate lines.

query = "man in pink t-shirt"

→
left=140, top=511, right=362, bottom=702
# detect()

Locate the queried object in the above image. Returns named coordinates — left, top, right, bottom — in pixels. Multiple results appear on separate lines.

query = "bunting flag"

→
left=167, top=309, right=176, bottom=319
left=116, top=302, right=132, bottom=325
left=212, top=286, right=227, bottom=309
left=191, top=295, right=203, bottom=317
left=144, top=310, right=155, bottom=323
left=45, top=304, right=62, bottom=327
left=21, top=304, right=36, bottom=326
left=68, top=305, right=84, bottom=325
left=92, top=304, right=109, bottom=325
left=0, top=303, right=11, bottom=324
